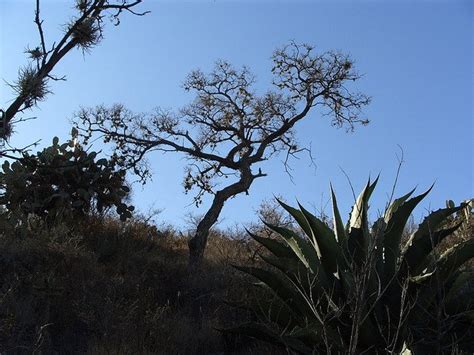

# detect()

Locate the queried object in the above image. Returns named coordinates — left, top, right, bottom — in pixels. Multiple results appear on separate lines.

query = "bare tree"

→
left=74, top=42, right=371, bottom=268
left=0, top=0, right=149, bottom=145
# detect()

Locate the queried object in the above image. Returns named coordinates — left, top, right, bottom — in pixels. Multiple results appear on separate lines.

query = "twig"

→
left=386, top=144, right=405, bottom=208
left=339, top=166, right=357, bottom=202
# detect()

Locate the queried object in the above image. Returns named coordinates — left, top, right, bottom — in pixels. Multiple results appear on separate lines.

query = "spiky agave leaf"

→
left=346, top=177, right=378, bottom=266
left=262, top=222, right=322, bottom=275
left=232, top=265, right=322, bottom=321
left=259, top=253, right=312, bottom=286
left=330, top=184, right=347, bottom=248
left=277, top=198, right=313, bottom=241
left=404, top=223, right=462, bottom=274
left=347, top=178, right=375, bottom=231
left=410, top=238, right=474, bottom=321
left=384, top=188, right=416, bottom=223
left=383, top=186, right=433, bottom=285
left=259, top=252, right=341, bottom=314
left=403, top=205, right=464, bottom=271
left=297, top=202, right=347, bottom=274
left=435, top=239, right=474, bottom=279
left=246, top=229, right=296, bottom=259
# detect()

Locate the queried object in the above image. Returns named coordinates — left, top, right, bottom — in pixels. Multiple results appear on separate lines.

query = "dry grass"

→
left=1, top=210, right=471, bottom=354
left=0, top=216, right=280, bottom=354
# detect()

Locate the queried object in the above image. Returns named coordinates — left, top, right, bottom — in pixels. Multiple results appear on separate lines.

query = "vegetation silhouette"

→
left=0, top=2, right=472, bottom=354
left=1, top=0, right=148, bottom=154
left=75, top=42, right=371, bottom=267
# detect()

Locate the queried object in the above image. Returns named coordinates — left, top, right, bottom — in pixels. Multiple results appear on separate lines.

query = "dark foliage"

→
left=0, top=216, right=282, bottom=354
left=0, top=135, right=134, bottom=225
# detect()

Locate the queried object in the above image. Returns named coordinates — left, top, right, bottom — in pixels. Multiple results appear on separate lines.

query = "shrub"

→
left=229, top=178, right=474, bottom=354
left=0, top=216, right=278, bottom=353
left=0, top=134, right=134, bottom=227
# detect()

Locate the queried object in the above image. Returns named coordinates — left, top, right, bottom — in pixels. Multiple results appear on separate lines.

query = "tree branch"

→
left=1, top=0, right=149, bottom=140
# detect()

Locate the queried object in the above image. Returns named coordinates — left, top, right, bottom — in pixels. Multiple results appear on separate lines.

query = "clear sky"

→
left=1, top=0, right=473, bottom=229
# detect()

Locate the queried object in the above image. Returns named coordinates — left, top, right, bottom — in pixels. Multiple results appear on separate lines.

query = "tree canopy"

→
left=75, top=42, right=370, bottom=267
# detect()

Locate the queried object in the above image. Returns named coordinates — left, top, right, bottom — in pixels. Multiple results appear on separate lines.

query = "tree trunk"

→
left=188, top=168, right=254, bottom=269
left=188, top=191, right=228, bottom=268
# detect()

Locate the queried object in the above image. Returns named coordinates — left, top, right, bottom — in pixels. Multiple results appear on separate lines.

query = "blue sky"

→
left=1, top=0, right=472, bottom=229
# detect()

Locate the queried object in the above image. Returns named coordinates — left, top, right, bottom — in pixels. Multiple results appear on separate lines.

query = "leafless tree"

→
left=74, top=42, right=371, bottom=268
left=0, top=0, right=149, bottom=147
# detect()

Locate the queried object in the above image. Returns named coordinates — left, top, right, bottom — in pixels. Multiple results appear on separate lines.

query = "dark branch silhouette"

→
left=74, top=42, right=371, bottom=267
left=0, top=0, right=149, bottom=145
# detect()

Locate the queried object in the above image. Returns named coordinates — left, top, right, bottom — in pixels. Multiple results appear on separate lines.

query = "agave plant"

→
left=229, top=178, right=473, bottom=354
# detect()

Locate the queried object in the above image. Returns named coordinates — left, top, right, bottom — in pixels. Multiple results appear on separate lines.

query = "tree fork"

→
left=188, top=167, right=255, bottom=268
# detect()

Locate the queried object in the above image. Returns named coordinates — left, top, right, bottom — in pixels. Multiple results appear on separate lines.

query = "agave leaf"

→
left=232, top=265, right=319, bottom=319
left=414, top=239, right=474, bottom=278
left=260, top=253, right=337, bottom=310
left=263, top=222, right=321, bottom=275
left=409, top=270, right=435, bottom=283
left=259, top=243, right=342, bottom=314
left=384, top=188, right=416, bottom=223
left=383, top=186, right=432, bottom=283
left=437, top=239, right=474, bottom=278
left=382, top=188, right=433, bottom=312
left=260, top=253, right=307, bottom=278
left=338, top=269, right=355, bottom=297
left=404, top=223, right=462, bottom=273
left=346, top=178, right=378, bottom=265
left=330, top=184, right=347, bottom=248
left=366, top=218, right=387, bottom=319
left=403, top=205, right=463, bottom=270
left=338, top=268, right=383, bottom=342
left=367, top=175, right=380, bottom=198
left=259, top=253, right=311, bottom=286
left=347, top=226, right=368, bottom=268
left=414, top=205, right=463, bottom=240
left=372, top=217, right=387, bottom=268
left=414, top=240, right=474, bottom=309
left=246, top=229, right=296, bottom=259
left=277, top=198, right=313, bottom=239
left=348, top=178, right=371, bottom=231
left=297, top=202, right=346, bottom=274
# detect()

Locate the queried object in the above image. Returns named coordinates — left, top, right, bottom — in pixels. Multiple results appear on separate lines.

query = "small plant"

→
left=0, top=133, right=134, bottom=226
left=229, top=178, right=473, bottom=354
left=13, top=66, right=50, bottom=109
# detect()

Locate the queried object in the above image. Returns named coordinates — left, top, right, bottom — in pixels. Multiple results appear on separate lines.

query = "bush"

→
left=0, top=215, right=283, bottom=353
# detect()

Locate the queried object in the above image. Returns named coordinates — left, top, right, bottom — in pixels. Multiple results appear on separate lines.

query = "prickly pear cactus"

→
left=0, top=134, right=134, bottom=224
